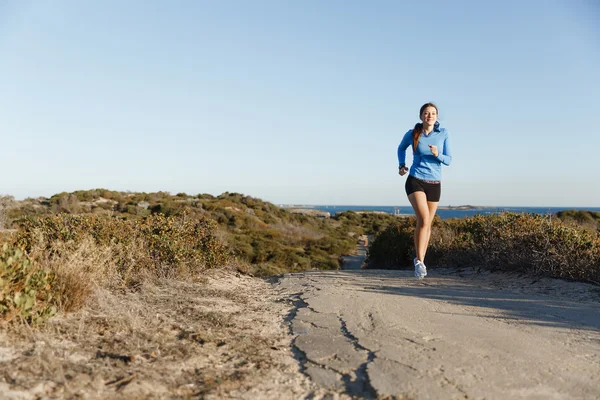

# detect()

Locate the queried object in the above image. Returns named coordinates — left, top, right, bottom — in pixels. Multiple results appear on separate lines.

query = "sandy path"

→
left=2, top=264, right=598, bottom=399
left=339, top=243, right=367, bottom=270
left=275, top=268, right=600, bottom=399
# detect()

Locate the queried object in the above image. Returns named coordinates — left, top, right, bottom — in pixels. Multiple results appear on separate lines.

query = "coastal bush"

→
left=0, top=231, right=14, bottom=244
left=7, top=190, right=396, bottom=277
left=0, top=195, right=16, bottom=230
left=365, top=217, right=415, bottom=268
left=332, top=211, right=398, bottom=239
left=13, top=212, right=230, bottom=286
left=0, top=243, right=57, bottom=324
left=182, top=194, right=359, bottom=274
left=49, top=193, right=82, bottom=214
left=555, top=210, right=600, bottom=232
left=366, top=212, right=600, bottom=284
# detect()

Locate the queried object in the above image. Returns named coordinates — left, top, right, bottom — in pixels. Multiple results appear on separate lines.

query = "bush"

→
left=366, top=212, right=600, bottom=285
left=13, top=212, right=230, bottom=286
left=0, top=195, right=16, bottom=229
left=366, top=217, right=415, bottom=268
left=7, top=190, right=395, bottom=277
left=0, top=243, right=57, bottom=324
left=555, top=210, right=600, bottom=232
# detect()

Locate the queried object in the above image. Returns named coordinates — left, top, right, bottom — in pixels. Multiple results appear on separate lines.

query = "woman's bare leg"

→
left=423, top=201, right=439, bottom=260
left=408, top=192, right=430, bottom=262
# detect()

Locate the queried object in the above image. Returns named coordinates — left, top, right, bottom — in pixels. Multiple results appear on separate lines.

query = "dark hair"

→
left=412, top=102, right=438, bottom=151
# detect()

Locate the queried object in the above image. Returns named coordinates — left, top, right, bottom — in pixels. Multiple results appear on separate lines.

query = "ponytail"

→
left=412, top=122, right=423, bottom=152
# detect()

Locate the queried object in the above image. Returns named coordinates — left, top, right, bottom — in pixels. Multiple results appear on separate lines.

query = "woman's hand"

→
left=398, top=166, right=408, bottom=176
left=428, top=145, right=439, bottom=157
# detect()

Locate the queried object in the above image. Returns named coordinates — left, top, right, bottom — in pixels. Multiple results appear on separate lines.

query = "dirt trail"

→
left=339, top=243, right=367, bottom=271
left=2, top=263, right=599, bottom=399
left=275, top=268, right=600, bottom=399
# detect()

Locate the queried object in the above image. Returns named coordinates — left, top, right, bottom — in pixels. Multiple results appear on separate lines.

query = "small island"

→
left=437, top=205, right=488, bottom=210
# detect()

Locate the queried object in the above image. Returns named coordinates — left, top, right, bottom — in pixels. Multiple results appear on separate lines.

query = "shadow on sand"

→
left=293, top=269, right=600, bottom=334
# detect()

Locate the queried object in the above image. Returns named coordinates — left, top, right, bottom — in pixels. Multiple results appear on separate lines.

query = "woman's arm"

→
left=436, top=134, right=452, bottom=166
left=397, top=130, right=412, bottom=166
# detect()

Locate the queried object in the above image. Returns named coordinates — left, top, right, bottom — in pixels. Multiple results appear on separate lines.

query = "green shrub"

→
left=13, top=212, right=230, bottom=284
left=555, top=210, right=600, bottom=232
left=366, top=212, right=600, bottom=285
left=137, top=213, right=230, bottom=275
left=7, top=190, right=398, bottom=277
left=0, top=243, right=57, bottom=323
left=366, top=217, right=415, bottom=268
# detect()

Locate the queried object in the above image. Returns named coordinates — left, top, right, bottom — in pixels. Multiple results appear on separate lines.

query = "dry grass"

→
left=0, top=195, right=16, bottom=230
left=30, top=239, right=115, bottom=311
left=0, top=270, right=315, bottom=399
left=21, top=236, right=158, bottom=314
left=1, top=213, right=231, bottom=322
left=0, top=230, right=16, bottom=244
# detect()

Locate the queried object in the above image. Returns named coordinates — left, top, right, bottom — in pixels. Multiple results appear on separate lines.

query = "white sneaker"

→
left=414, top=257, right=427, bottom=279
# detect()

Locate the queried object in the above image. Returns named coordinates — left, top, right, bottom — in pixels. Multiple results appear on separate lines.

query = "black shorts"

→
left=405, top=175, right=441, bottom=202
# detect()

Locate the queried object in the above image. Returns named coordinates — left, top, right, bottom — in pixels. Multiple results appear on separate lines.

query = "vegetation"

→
left=0, top=190, right=397, bottom=323
left=2, top=189, right=599, bottom=324
left=555, top=210, right=600, bottom=232
left=1, top=210, right=229, bottom=323
left=367, top=212, right=600, bottom=285
left=4, top=190, right=396, bottom=276
left=14, top=212, right=229, bottom=281
left=0, top=243, right=57, bottom=324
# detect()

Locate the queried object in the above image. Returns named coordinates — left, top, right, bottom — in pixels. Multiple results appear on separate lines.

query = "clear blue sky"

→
left=1, top=0, right=599, bottom=207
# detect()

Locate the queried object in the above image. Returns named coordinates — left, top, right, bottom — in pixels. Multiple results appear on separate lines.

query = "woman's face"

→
left=420, top=106, right=438, bottom=125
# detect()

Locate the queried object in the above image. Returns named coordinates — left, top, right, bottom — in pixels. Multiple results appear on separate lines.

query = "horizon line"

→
left=277, top=204, right=600, bottom=209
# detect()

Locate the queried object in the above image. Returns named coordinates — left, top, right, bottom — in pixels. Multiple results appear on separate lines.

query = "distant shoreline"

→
left=437, top=205, right=489, bottom=210
left=277, top=205, right=600, bottom=220
left=282, top=203, right=600, bottom=210
left=280, top=204, right=489, bottom=211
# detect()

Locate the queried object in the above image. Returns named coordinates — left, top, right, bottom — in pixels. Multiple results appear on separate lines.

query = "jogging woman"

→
left=397, top=103, right=452, bottom=278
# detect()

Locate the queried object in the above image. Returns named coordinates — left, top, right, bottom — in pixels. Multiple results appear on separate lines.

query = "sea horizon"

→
left=278, top=204, right=600, bottom=220
left=279, top=204, right=600, bottom=209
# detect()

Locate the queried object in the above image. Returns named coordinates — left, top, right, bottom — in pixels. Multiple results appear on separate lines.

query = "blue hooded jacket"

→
left=397, top=121, right=452, bottom=182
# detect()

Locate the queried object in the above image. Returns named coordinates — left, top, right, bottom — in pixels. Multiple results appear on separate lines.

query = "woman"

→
left=397, top=103, right=452, bottom=278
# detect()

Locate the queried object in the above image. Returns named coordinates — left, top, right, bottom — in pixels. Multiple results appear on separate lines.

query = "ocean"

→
left=295, top=205, right=600, bottom=220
